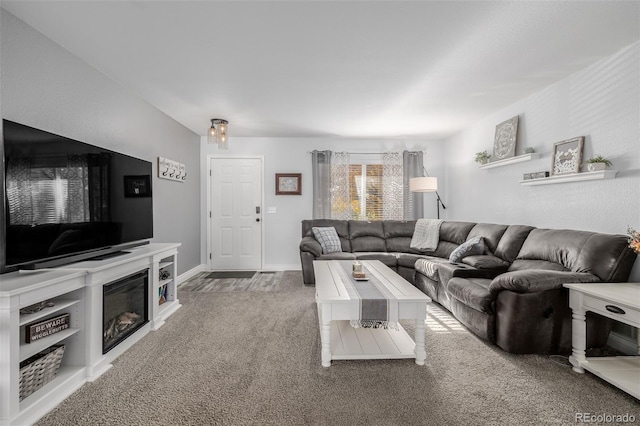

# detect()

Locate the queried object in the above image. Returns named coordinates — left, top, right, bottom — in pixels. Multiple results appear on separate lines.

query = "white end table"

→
left=564, top=282, right=640, bottom=399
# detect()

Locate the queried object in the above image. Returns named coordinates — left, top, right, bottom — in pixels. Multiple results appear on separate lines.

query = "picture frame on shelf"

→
left=492, top=115, right=519, bottom=161
left=551, top=136, right=584, bottom=175
left=275, top=173, right=302, bottom=195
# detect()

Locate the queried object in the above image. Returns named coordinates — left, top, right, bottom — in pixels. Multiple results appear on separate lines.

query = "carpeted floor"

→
left=36, top=271, right=639, bottom=425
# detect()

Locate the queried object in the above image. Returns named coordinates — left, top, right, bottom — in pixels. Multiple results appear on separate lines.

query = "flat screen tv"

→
left=1, top=120, right=153, bottom=273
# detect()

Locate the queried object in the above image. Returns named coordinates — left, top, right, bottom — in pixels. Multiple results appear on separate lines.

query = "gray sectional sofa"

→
left=299, top=219, right=637, bottom=354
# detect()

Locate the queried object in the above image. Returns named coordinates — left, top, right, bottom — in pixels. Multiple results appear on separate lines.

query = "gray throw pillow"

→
left=312, top=226, right=342, bottom=254
left=449, top=236, right=485, bottom=263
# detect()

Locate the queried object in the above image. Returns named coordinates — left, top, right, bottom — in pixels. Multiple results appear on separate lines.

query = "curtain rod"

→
left=307, top=151, right=424, bottom=155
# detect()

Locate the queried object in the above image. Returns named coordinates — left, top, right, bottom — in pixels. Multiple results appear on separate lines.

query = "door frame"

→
left=206, top=155, right=265, bottom=271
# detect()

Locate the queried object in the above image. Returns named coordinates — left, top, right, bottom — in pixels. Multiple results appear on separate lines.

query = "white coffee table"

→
left=314, top=260, right=431, bottom=367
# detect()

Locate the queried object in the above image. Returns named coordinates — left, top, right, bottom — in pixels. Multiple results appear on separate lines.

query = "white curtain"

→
left=330, top=152, right=351, bottom=220
left=382, top=152, right=403, bottom=220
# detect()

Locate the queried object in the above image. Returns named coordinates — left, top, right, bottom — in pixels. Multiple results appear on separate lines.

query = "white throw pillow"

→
left=312, top=226, right=342, bottom=254
left=449, top=236, right=485, bottom=263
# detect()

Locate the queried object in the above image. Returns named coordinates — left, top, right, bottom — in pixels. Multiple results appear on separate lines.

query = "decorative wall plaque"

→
left=492, top=116, right=519, bottom=160
left=158, top=157, right=186, bottom=182
left=25, top=313, right=70, bottom=343
left=551, top=137, right=584, bottom=175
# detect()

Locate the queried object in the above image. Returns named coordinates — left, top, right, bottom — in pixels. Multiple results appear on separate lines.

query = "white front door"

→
left=209, top=157, right=262, bottom=270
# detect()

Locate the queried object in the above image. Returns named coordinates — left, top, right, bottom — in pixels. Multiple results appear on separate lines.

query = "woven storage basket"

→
left=19, top=345, right=65, bottom=401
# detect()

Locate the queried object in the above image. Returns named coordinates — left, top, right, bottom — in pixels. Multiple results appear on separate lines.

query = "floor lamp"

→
left=409, top=176, right=447, bottom=219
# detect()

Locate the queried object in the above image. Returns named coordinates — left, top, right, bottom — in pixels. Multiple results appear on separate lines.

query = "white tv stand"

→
left=0, top=243, right=181, bottom=426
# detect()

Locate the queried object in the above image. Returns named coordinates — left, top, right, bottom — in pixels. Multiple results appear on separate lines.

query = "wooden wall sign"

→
left=25, top=313, right=70, bottom=343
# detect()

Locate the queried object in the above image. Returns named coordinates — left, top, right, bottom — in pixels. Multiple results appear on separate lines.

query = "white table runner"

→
left=336, top=261, right=399, bottom=329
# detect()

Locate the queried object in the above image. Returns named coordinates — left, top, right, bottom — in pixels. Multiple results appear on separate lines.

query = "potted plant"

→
left=475, top=150, right=491, bottom=165
left=585, top=155, right=612, bottom=171
left=628, top=227, right=640, bottom=255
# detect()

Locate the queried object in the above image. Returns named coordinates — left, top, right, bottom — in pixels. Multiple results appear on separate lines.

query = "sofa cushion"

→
left=318, top=252, right=356, bottom=261
left=509, top=259, right=568, bottom=272
left=494, top=225, right=535, bottom=262
left=440, top=221, right=476, bottom=245
left=516, top=228, right=591, bottom=271
left=446, top=277, right=494, bottom=314
left=467, top=223, right=508, bottom=254
left=383, top=221, right=419, bottom=253
left=354, top=252, right=398, bottom=268
left=312, top=227, right=342, bottom=254
left=349, top=220, right=385, bottom=238
left=575, top=233, right=635, bottom=282
left=350, top=221, right=386, bottom=252
left=429, top=221, right=477, bottom=259
left=449, top=236, right=485, bottom=263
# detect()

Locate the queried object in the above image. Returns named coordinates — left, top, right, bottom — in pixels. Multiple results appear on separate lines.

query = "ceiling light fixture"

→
left=207, top=119, right=229, bottom=150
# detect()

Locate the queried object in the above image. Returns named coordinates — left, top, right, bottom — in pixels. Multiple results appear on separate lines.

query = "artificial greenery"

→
left=586, top=155, right=612, bottom=166
left=475, top=150, right=491, bottom=163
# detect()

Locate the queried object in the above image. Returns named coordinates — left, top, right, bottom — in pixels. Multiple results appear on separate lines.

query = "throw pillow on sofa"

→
left=312, top=226, right=342, bottom=254
left=449, top=236, right=485, bottom=263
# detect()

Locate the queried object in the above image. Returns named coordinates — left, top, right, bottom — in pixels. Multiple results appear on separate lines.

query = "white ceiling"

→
left=2, top=1, right=639, bottom=139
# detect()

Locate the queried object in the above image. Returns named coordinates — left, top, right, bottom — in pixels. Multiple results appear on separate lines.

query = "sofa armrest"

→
left=489, top=270, right=600, bottom=297
left=461, top=255, right=510, bottom=271
left=300, top=236, right=322, bottom=257
left=437, top=262, right=495, bottom=287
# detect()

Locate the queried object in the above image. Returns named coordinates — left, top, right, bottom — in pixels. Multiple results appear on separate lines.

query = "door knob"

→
left=256, top=218, right=260, bottom=222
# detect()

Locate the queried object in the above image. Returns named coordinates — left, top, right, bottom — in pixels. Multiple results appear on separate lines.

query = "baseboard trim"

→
left=178, top=263, right=207, bottom=285
left=608, top=330, right=638, bottom=355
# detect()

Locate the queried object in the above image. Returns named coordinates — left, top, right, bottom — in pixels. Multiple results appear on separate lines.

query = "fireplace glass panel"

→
left=103, top=269, right=149, bottom=354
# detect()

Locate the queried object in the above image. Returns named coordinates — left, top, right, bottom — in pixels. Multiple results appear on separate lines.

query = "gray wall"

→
left=200, top=138, right=445, bottom=269
left=443, top=41, right=640, bottom=281
left=1, top=10, right=201, bottom=275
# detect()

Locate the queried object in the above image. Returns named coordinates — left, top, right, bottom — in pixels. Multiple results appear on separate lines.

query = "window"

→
left=312, top=150, right=423, bottom=221
left=347, top=164, right=383, bottom=220
left=330, top=153, right=404, bottom=221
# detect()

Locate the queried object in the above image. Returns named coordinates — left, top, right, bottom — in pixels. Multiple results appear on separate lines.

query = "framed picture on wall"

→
left=551, top=136, right=584, bottom=175
left=275, top=173, right=302, bottom=195
left=124, top=175, right=152, bottom=197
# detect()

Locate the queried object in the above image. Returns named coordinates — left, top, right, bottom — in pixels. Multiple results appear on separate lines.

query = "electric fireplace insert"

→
left=103, top=269, right=149, bottom=354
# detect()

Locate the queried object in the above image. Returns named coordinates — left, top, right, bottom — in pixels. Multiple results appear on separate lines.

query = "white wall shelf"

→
left=20, top=328, right=80, bottom=361
left=18, top=299, right=80, bottom=326
left=479, top=153, right=541, bottom=169
left=519, top=170, right=618, bottom=186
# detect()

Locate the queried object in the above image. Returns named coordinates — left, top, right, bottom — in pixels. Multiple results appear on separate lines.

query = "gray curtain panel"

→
left=311, top=150, right=332, bottom=219
left=402, top=151, right=424, bottom=220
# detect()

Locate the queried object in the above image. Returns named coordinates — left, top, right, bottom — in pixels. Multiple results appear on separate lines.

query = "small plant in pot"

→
left=475, top=150, right=491, bottom=164
left=586, top=155, right=612, bottom=172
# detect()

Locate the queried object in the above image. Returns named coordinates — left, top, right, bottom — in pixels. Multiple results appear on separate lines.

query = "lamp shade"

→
left=409, top=176, right=438, bottom=192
